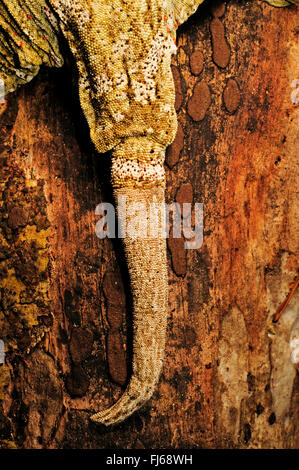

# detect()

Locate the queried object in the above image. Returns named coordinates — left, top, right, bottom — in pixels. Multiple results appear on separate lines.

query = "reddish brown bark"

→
left=0, top=1, right=298, bottom=449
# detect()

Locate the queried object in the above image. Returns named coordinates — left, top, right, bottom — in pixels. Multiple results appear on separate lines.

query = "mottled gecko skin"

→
left=0, top=0, right=298, bottom=426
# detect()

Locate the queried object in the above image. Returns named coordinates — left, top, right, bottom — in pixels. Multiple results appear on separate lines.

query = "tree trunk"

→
left=0, top=1, right=298, bottom=449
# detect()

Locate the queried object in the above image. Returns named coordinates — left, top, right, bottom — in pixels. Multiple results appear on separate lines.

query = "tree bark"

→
left=0, top=1, right=298, bottom=449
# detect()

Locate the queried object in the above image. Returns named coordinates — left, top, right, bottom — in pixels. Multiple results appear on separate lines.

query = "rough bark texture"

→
left=0, top=1, right=298, bottom=449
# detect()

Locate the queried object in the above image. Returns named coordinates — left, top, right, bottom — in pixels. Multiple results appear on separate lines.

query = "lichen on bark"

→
left=0, top=98, right=52, bottom=409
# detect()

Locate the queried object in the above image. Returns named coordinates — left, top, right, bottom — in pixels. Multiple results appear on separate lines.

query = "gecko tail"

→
left=91, top=174, right=169, bottom=426
left=90, top=377, right=158, bottom=426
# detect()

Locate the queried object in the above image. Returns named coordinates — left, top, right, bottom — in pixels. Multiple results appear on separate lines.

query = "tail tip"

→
left=90, top=412, right=111, bottom=426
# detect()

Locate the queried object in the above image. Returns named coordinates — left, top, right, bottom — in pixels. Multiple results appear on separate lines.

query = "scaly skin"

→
left=91, top=186, right=168, bottom=426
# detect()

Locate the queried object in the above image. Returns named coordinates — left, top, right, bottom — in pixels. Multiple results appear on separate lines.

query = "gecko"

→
left=0, top=0, right=298, bottom=427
